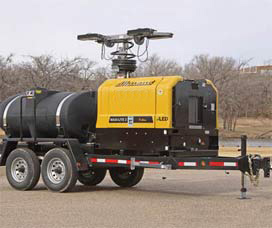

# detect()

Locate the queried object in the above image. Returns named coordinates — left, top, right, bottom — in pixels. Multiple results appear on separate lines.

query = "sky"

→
left=0, top=0, right=271, bottom=66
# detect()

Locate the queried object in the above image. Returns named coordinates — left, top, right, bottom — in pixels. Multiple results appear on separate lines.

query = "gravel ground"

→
left=0, top=167, right=271, bottom=228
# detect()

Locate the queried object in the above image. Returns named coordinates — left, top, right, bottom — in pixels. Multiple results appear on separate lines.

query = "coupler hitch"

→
left=239, top=135, right=271, bottom=199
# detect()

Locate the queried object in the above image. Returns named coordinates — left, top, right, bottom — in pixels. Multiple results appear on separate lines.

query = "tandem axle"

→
left=0, top=135, right=271, bottom=198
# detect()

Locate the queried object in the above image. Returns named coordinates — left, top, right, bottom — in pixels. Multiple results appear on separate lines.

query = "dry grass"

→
left=220, top=147, right=272, bottom=157
left=219, top=117, right=272, bottom=139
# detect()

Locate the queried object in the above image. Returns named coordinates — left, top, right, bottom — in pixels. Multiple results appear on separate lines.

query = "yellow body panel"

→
left=96, top=76, right=183, bottom=128
left=155, top=76, right=183, bottom=128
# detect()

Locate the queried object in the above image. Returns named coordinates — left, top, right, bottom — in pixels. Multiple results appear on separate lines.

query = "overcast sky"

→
left=0, top=0, right=271, bottom=66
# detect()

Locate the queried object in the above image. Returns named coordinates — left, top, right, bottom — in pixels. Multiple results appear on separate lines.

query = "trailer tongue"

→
left=86, top=135, right=271, bottom=199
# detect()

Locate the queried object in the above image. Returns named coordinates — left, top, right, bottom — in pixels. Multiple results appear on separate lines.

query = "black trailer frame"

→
left=0, top=134, right=271, bottom=198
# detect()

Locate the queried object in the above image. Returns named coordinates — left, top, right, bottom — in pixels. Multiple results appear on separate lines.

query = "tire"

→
left=6, top=148, right=40, bottom=191
left=41, top=148, right=78, bottom=192
left=109, top=167, right=144, bottom=187
left=78, top=168, right=107, bottom=186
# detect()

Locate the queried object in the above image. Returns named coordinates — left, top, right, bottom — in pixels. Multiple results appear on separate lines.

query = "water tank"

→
left=0, top=88, right=97, bottom=142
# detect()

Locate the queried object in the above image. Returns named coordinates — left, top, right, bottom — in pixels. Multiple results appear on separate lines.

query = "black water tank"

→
left=0, top=88, right=97, bottom=142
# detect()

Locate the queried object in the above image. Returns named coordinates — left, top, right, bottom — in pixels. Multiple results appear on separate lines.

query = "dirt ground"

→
left=0, top=148, right=272, bottom=228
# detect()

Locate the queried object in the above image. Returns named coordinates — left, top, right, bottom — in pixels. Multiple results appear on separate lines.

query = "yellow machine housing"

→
left=96, top=76, right=182, bottom=129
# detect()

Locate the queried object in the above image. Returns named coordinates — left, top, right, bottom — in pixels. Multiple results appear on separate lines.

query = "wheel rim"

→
left=47, top=158, right=66, bottom=184
left=11, top=157, right=28, bottom=182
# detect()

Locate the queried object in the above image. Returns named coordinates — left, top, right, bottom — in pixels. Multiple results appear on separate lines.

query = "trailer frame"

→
left=0, top=134, right=271, bottom=197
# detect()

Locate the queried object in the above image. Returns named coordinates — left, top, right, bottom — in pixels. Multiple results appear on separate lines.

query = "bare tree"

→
left=183, top=55, right=260, bottom=131
left=0, top=53, right=271, bottom=133
left=134, top=54, right=183, bottom=77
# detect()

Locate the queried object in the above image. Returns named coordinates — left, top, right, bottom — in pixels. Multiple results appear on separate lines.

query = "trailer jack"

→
left=239, top=135, right=271, bottom=199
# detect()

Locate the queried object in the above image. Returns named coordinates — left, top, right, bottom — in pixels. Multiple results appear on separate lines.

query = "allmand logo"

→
left=116, top=80, right=156, bottom=87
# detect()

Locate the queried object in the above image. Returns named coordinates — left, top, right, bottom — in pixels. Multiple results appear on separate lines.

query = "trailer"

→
left=0, top=135, right=271, bottom=197
left=0, top=28, right=271, bottom=197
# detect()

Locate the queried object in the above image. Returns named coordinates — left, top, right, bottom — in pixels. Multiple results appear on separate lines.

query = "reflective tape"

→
left=90, top=158, right=160, bottom=166
left=178, top=162, right=198, bottom=167
left=209, top=162, right=238, bottom=167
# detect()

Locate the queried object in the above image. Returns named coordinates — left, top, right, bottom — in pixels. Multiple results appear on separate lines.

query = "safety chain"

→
left=245, top=154, right=260, bottom=187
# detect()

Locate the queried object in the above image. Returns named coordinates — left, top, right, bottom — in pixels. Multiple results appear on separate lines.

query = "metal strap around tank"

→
left=55, top=93, right=76, bottom=128
left=3, top=95, right=23, bottom=128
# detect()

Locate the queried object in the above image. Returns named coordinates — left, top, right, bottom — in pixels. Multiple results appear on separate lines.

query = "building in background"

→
left=241, top=65, right=272, bottom=74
